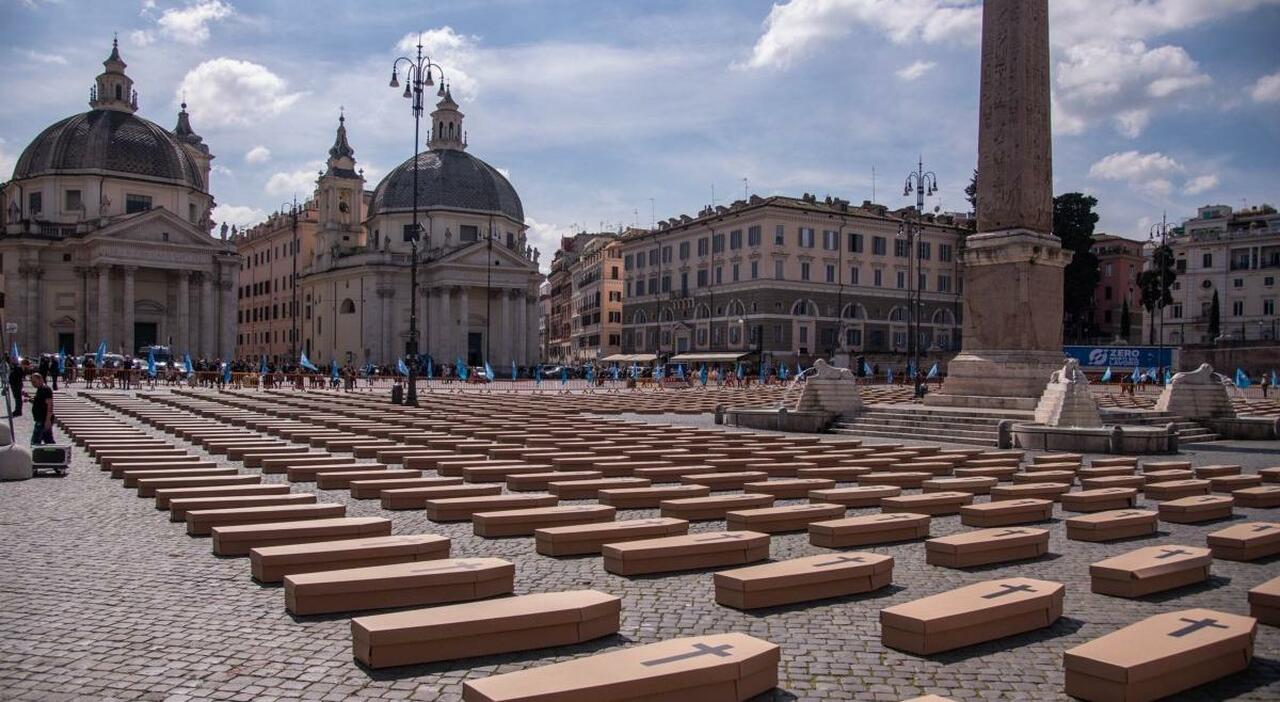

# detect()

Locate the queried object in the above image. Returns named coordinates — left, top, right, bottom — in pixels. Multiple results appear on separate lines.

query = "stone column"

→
left=74, top=267, right=89, bottom=353
left=377, top=287, right=394, bottom=363
left=97, top=266, right=111, bottom=350
left=496, top=289, right=511, bottom=365
left=177, top=272, right=190, bottom=355
left=927, top=0, right=1071, bottom=409
left=23, top=265, right=42, bottom=354
left=514, top=290, right=527, bottom=365
left=455, top=286, right=469, bottom=362
left=432, top=287, right=449, bottom=361
left=218, top=277, right=236, bottom=362
left=122, top=266, right=136, bottom=356
left=527, top=294, right=539, bottom=364
left=201, top=273, right=215, bottom=358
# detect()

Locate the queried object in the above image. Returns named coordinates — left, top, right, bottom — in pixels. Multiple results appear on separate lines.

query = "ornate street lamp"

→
left=280, top=198, right=300, bottom=369
left=1149, top=214, right=1173, bottom=375
left=901, top=156, right=938, bottom=398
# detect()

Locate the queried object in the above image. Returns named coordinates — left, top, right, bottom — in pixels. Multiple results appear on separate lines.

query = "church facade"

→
left=0, top=40, right=238, bottom=360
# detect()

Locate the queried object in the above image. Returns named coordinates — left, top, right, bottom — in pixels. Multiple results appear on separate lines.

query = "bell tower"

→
left=427, top=88, right=467, bottom=151
left=315, top=111, right=365, bottom=268
left=90, top=36, right=137, bottom=113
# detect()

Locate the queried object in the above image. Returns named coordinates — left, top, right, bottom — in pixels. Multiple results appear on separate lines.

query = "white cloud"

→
left=524, top=216, right=573, bottom=273
left=1054, top=41, right=1209, bottom=138
left=244, top=145, right=271, bottom=164
left=1088, top=150, right=1184, bottom=192
left=129, top=29, right=155, bottom=47
left=155, top=0, right=234, bottom=45
left=264, top=161, right=324, bottom=198
left=0, top=138, right=18, bottom=181
left=395, top=27, right=481, bottom=99
left=1183, top=174, right=1219, bottom=195
left=212, top=203, right=265, bottom=230
left=1251, top=70, right=1280, bottom=103
left=16, top=49, right=67, bottom=65
left=176, top=58, right=304, bottom=128
left=895, top=60, right=936, bottom=81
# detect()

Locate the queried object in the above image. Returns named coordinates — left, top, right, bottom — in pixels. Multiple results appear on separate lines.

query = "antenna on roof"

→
left=872, top=166, right=877, bottom=203
left=742, top=177, right=748, bottom=200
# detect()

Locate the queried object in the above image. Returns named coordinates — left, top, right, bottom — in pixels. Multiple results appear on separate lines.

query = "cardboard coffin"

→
left=317, top=469, right=424, bottom=490
left=634, top=465, right=715, bottom=481
left=744, top=461, right=817, bottom=478
left=714, top=552, right=893, bottom=610
left=743, top=478, right=836, bottom=499
left=953, top=466, right=1019, bottom=481
left=535, top=517, right=688, bottom=556
left=1063, top=608, right=1256, bottom=702
left=286, top=463, right=378, bottom=482
left=136, top=474, right=260, bottom=498
left=1249, top=576, right=1280, bottom=627
left=1065, top=510, right=1158, bottom=542
left=1145, top=479, right=1212, bottom=501
left=1089, top=545, right=1211, bottom=598
left=459, top=632, right=779, bottom=702
left=881, top=491, right=974, bottom=516
left=211, top=517, right=392, bottom=557
left=381, top=484, right=502, bottom=510
left=1260, top=467, right=1280, bottom=483
left=602, top=531, right=770, bottom=576
left=797, top=466, right=873, bottom=481
left=1158, top=495, right=1234, bottom=524
left=989, top=482, right=1071, bottom=502
left=1208, top=474, right=1261, bottom=493
left=923, top=477, right=997, bottom=495
left=1081, top=475, right=1146, bottom=490
left=462, top=464, right=555, bottom=483
left=250, top=533, right=451, bottom=583
left=1032, top=452, right=1082, bottom=465
left=349, top=476, right=460, bottom=499
left=881, top=578, right=1065, bottom=655
left=110, top=459, right=213, bottom=478
left=856, top=472, right=931, bottom=489
left=169, top=493, right=317, bottom=521
left=550, top=477, right=651, bottom=499
left=285, top=557, right=514, bottom=615
left=680, top=471, right=769, bottom=491
left=1060, top=488, right=1138, bottom=513
left=598, top=484, right=711, bottom=508
left=725, top=503, right=846, bottom=534
left=154, top=483, right=290, bottom=510
left=809, top=513, right=930, bottom=548
left=1089, top=457, right=1138, bottom=468
left=959, top=499, right=1054, bottom=528
left=427, top=494, right=558, bottom=522
left=1194, top=464, right=1242, bottom=479
left=1206, top=522, right=1280, bottom=561
left=1142, top=469, right=1195, bottom=484
left=1078, top=466, right=1137, bottom=480
left=473, top=505, right=616, bottom=537
left=809, top=485, right=901, bottom=508
left=352, top=589, right=621, bottom=668
left=122, top=467, right=236, bottom=487
left=1232, top=486, right=1280, bottom=508
left=925, top=527, right=1050, bottom=568
left=1142, top=460, right=1192, bottom=472
left=185, top=502, right=346, bottom=536
left=660, top=493, right=776, bottom=521
left=506, top=471, right=602, bottom=492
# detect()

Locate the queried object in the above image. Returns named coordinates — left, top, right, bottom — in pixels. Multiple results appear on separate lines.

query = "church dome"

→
left=12, top=109, right=206, bottom=191
left=369, top=148, right=523, bottom=222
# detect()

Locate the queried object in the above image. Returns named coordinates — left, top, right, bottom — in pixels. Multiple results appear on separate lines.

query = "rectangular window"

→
left=1105, top=286, right=1113, bottom=300
left=918, top=272, right=927, bottom=291
left=661, top=276, right=671, bottom=293
left=698, top=238, right=709, bottom=256
left=64, top=190, right=82, bottom=211
left=849, top=233, right=863, bottom=253
left=1232, top=300, right=1244, bottom=316
left=896, top=271, right=906, bottom=289
left=850, top=267, right=859, bottom=285
left=1233, top=278, right=1243, bottom=288
left=774, top=225, right=785, bottom=246
left=715, top=266, right=722, bottom=285
left=712, top=234, right=724, bottom=254
left=872, top=236, right=886, bottom=255
left=460, top=225, right=478, bottom=242
left=823, top=230, right=838, bottom=250
left=732, top=264, right=740, bottom=282
left=402, top=224, right=417, bottom=242
left=624, top=254, right=633, bottom=270
left=679, top=242, right=690, bottom=260
left=662, top=246, right=672, bottom=264
left=1263, top=276, right=1274, bottom=287
left=1202, top=253, right=1212, bottom=268
left=681, top=272, right=688, bottom=294
left=729, top=230, right=742, bottom=249
left=648, top=279, right=657, bottom=295
left=1176, top=259, right=1187, bottom=274
left=775, top=260, right=784, bottom=280
left=846, top=328, right=862, bottom=347
left=800, top=262, right=810, bottom=281
left=874, top=269, right=883, bottom=287
left=697, top=270, right=708, bottom=287
left=826, top=264, right=835, bottom=283
left=937, top=274, right=951, bottom=293
left=125, top=193, right=152, bottom=214
left=635, top=253, right=645, bottom=269
left=798, top=227, right=815, bottom=248
left=894, top=239, right=909, bottom=257
left=747, top=225, right=761, bottom=247
left=648, top=250, right=659, bottom=266
left=918, top=241, right=931, bottom=260
left=1171, top=304, right=1182, bottom=318
left=750, top=261, right=759, bottom=280
left=1265, top=299, right=1275, bottom=316
left=28, top=192, right=42, bottom=215
left=939, top=243, right=952, bottom=262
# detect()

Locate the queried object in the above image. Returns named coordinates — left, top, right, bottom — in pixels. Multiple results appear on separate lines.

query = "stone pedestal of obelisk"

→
left=927, top=0, right=1071, bottom=411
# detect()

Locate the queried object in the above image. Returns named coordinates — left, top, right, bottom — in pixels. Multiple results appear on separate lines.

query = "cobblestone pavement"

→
left=1, top=393, right=1277, bottom=702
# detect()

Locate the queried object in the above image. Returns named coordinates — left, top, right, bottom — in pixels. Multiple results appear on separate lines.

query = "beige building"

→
left=0, top=40, right=238, bottom=359
left=544, top=231, right=619, bottom=364
left=620, top=194, right=969, bottom=368
left=283, top=91, right=541, bottom=368
left=1146, top=204, right=1280, bottom=345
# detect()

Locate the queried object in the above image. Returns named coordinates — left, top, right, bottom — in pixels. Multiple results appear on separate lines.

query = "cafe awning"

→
left=668, top=352, right=748, bottom=363
left=600, top=353, right=659, bottom=362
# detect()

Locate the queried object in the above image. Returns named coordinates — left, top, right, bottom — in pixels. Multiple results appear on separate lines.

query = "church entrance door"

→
left=467, top=332, right=483, bottom=366
left=134, top=322, right=158, bottom=355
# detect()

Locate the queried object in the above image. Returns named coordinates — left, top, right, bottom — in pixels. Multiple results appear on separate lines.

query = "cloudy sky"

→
left=2, top=0, right=1278, bottom=270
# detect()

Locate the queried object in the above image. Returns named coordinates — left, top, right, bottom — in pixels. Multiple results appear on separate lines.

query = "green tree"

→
left=1137, top=243, right=1177, bottom=344
left=1120, top=297, right=1131, bottom=341
left=1208, top=290, right=1220, bottom=340
left=1054, top=193, right=1102, bottom=341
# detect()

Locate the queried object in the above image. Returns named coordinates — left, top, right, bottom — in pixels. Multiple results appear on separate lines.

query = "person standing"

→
left=9, top=357, right=28, bottom=417
left=29, top=373, right=54, bottom=445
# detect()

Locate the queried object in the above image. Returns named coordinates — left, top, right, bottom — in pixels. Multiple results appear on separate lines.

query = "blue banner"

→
left=1063, top=345, right=1174, bottom=370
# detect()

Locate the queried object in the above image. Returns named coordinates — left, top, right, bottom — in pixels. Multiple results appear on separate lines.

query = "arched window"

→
left=841, top=303, right=868, bottom=320
left=888, top=306, right=907, bottom=322
left=632, top=309, right=648, bottom=325
left=790, top=299, right=817, bottom=317
left=115, top=84, right=122, bottom=100
left=659, top=307, right=675, bottom=323
left=931, top=308, right=956, bottom=326
left=339, top=298, right=355, bottom=314
left=694, top=304, right=711, bottom=320
left=725, top=299, right=746, bottom=317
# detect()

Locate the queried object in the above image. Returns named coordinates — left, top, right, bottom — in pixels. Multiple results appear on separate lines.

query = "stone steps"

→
left=831, top=407, right=1007, bottom=446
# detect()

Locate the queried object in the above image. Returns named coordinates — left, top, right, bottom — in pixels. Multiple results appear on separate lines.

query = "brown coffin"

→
left=743, top=478, right=836, bottom=499
left=680, top=471, right=769, bottom=491
left=212, top=517, right=392, bottom=556
left=285, top=557, right=514, bottom=615
left=797, top=466, right=873, bottom=481
left=550, top=477, right=650, bottom=499
left=1206, top=522, right=1280, bottom=561
left=602, top=531, right=770, bottom=575
left=1234, top=485, right=1280, bottom=508
left=286, top=463, right=379, bottom=482
left=989, top=482, right=1071, bottom=502
left=881, top=577, right=1064, bottom=655
left=427, top=494, right=558, bottom=522
left=136, top=474, right=259, bottom=498
left=923, top=477, right=997, bottom=495
left=1079, top=466, right=1138, bottom=479
left=715, top=552, right=893, bottom=610
left=1090, top=545, right=1211, bottom=598
left=882, top=491, right=974, bottom=516
left=925, top=527, right=1050, bottom=568
left=1194, top=464, right=1242, bottom=479
left=317, top=469, right=424, bottom=490
left=809, top=485, right=901, bottom=508
left=901, top=697, right=958, bottom=702
left=169, top=493, right=316, bottom=521
left=857, top=471, right=931, bottom=489
left=809, top=513, right=930, bottom=548
left=121, top=466, right=238, bottom=487
left=1060, top=488, right=1138, bottom=513
left=186, top=502, right=346, bottom=536
left=1063, top=608, right=1256, bottom=702
left=110, top=459, right=212, bottom=478
left=953, top=465, right=1019, bottom=481
left=660, top=493, right=775, bottom=521
left=1081, top=475, right=1146, bottom=490
left=1209, top=474, right=1264, bottom=493
left=725, top=503, right=846, bottom=534
left=598, top=484, right=711, bottom=508
left=473, top=505, right=615, bottom=537
left=634, top=464, right=715, bottom=481
left=1032, top=452, right=1082, bottom=465
left=260, top=454, right=342, bottom=473
left=462, top=464, right=554, bottom=482
left=1260, top=467, right=1280, bottom=483
left=460, top=632, right=779, bottom=702
left=1249, top=576, right=1280, bottom=626
left=381, top=484, right=501, bottom=510
left=154, top=483, right=290, bottom=510
left=251, top=533, right=451, bottom=582
left=1142, top=469, right=1195, bottom=484
left=352, top=589, right=621, bottom=668
left=743, top=461, right=817, bottom=478
left=1145, top=479, right=1212, bottom=501
left=348, top=476, right=456, bottom=498
left=1065, top=509, right=1158, bottom=542
left=959, top=499, right=1054, bottom=528
left=506, top=470, right=602, bottom=492
left=1012, top=470, right=1075, bottom=485
left=1142, top=459, right=1192, bottom=472
left=1158, top=494, right=1234, bottom=523
left=535, top=517, right=688, bottom=556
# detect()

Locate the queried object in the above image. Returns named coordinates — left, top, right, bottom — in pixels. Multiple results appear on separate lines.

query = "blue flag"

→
left=146, top=348, right=157, bottom=378
left=9, top=342, right=18, bottom=361
left=397, top=358, right=409, bottom=376
left=630, top=363, right=639, bottom=379
left=183, top=353, right=194, bottom=375
left=759, top=363, right=766, bottom=381
left=331, top=359, right=339, bottom=381
left=796, top=361, right=803, bottom=378
left=425, top=357, right=433, bottom=379
left=96, top=340, right=107, bottom=366
left=926, top=362, right=939, bottom=379
left=260, top=355, right=268, bottom=374
left=699, top=365, right=708, bottom=386
left=611, top=364, right=620, bottom=381
left=535, top=364, right=543, bottom=386
left=222, top=362, right=231, bottom=384
left=511, top=360, right=517, bottom=381
left=455, top=358, right=468, bottom=381
left=1235, top=368, right=1251, bottom=389
left=1100, top=366, right=1112, bottom=383
left=484, top=361, right=494, bottom=382
left=57, top=348, right=66, bottom=374
left=1164, top=368, right=1172, bottom=384
left=780, top=365, right=789, bottom=381
left=1130, top=366, right=1139, bottom=381
left=586, top=365, right=595, bottom=382
left=299, top=351, right=318, bottom=372
left=655, top=365, right=665, bottom=381
left=862, top=360, right=873, bottom=376
left=1272, top=369, right=1278, bottom=387
left=560, top=366, right=568, bottom=385
left=736, top=362, right=745, bottom=379
left=1148, top=367, right=1158, bottom=382
left=886, top=367, right=893, bottom=385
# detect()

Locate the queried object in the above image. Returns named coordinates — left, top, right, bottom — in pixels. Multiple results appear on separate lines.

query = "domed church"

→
left=296, top=89, right=541, bottom=368
left=0, top=39, right=239, bottom=360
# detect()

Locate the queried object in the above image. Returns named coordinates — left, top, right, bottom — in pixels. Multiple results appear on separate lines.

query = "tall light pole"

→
left=902, top=156, right=938, bottom=398
left=389, top=40, right=447, bottom=406
left=1149, top=213, right=1173, bottom=375
left=281, top=197, right=299, bottom=368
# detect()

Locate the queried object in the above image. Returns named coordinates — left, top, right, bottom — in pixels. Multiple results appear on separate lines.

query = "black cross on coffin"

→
left=1115, top=511, right=1145, bottom=517
left=1252, top=524, right=1276, bottom=532
left=995, top=529, right=1027, bottom=536
left=876, top=514, right=910, bottom=521
left=814, top=555, right=866, bottom=567
left=1169, top=617, right=1229, bottom=637
left=981, top=583, right=1036, bottom=599
left=641, top=642, right=734, bottom=667
left=1154, top=548, right=1190, bottom=559
left=410, top=561, right=482, bottom=573
left=694, top=533, right=746, bottom=542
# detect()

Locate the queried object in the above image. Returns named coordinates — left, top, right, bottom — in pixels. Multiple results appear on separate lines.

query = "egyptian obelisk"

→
left=928, top=0, right=1071, bottom=410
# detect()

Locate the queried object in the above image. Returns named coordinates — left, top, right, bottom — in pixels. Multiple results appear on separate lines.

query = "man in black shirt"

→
left=30, top=372, right=54, bottom=445
left=8, top=358, right=28, bottom=417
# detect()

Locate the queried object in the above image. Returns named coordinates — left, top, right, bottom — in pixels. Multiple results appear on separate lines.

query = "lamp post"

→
left=901, top=156, right=937, bottom=398
left=280, top=198, right=300, bottom=369
left=389, top=39, right=447, bottom=406
left=1149, top=214, right=1172, bottom=376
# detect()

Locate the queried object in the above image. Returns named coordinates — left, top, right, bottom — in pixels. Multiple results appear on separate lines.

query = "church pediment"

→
left=82, top=208, right=223, bottom=250
left=432, top=239, right=538, bottom=272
